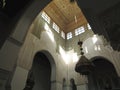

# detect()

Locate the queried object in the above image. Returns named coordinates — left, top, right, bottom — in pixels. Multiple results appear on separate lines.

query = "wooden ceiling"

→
left=44, top=0, right=87, bottom=33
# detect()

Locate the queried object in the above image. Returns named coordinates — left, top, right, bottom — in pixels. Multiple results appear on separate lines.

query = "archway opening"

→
left=88, top=57, right=120, bottom=90
left=24, top=52, right=53, bottom=90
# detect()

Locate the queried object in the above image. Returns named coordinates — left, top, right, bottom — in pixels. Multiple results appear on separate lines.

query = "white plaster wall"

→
left=66, top=34, right=120, bottom=87
left=9, top=13, right=120, bottom=90
left=11, top=66, right=29, bottom=90
left=0, top=40, right=20, bottom=71
left=77, top=84, right=88, bottom=90
left=0, top=0, right=120, bottom=90
left=82, top=35, right=120, bottom=76
left=16, top=29, right=68, bottom=90
left=56, top=82, right=63, bottom=90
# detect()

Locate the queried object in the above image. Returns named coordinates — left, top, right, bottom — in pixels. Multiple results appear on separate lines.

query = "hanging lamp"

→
left=75, top=40, right=94, bottom=75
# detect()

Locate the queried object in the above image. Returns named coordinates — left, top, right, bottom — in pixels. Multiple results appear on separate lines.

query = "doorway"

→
left=24, top=51, right=54, bottom=90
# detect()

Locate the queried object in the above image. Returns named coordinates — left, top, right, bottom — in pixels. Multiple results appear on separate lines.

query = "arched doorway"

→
left=24, top=51, right=56, bottom=90
left=88, top=57, right=120, bottom=90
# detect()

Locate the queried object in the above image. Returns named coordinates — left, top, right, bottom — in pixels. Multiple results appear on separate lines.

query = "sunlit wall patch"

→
left=85, top=46, right=88, bottom=54
left=92, top=35, right=98, bottom=44
left=98, top=45, right=101, bottom=51
left=72, top=53, right=79, bottom=63
left=61, top=31, right=65, bottom=39
left=59, top=46, right=70, bottom=64
left=94, top=45, right=97, bottom=51
left=44, top=23, right=54, bottom=42
left=87, top=23, right=91, bottom=30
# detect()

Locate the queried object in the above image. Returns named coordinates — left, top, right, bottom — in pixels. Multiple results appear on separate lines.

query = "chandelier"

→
left=75, top=40, right=94, bottom=75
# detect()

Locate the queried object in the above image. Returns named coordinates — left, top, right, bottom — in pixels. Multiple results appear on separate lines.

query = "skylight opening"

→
left=53, top=22, right=60, bottom=33
left=67, top=32, right=72, bottom=40
left=41, top=11, right=50, bottom=24
left=75, top=26, right=85, bottom=36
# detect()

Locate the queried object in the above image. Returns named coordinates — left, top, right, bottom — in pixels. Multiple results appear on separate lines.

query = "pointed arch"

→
left=32, top=50, right=56, bottom=82
left=88, top=56, right=120, bottom=90
left=24, top=50, right=56, bottom=90
left=34, top=50, right=56, bottom=81
left=90, top=56, right=114, bottom=66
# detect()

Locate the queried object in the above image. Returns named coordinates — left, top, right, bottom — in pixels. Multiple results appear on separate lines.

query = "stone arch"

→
left=11, top=0, right=51, bottom=43
left=33, top=50, right=56, bottom=82
left=88, top=56, right=120, bottom=90
left=90, top=56, right=113, bottom=65
left=90, top=56, right=118, bottom=73
left=24, top=50, right=56, bottom=90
